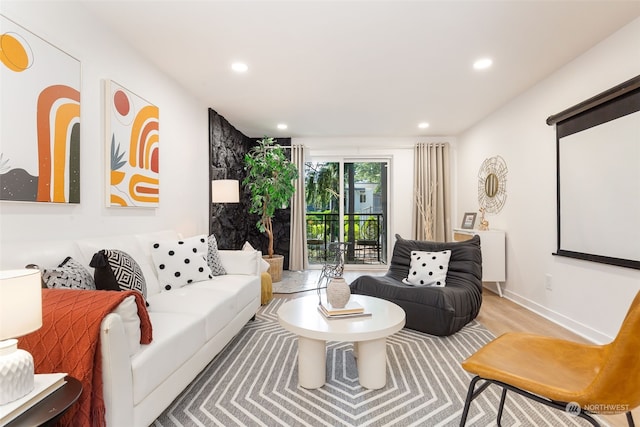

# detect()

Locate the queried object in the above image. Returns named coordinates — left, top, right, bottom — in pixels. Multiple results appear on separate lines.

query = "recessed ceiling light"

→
left=473, top=58, right=493, bottom=70
left=231, top=62, right=248, bottom=73
left=277, top=123, right=288, bottom=130
left=418, top=122, right=429, bottom=129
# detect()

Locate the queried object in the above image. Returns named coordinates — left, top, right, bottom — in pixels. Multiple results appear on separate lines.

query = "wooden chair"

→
left=459, top=291, right=640, bottom=426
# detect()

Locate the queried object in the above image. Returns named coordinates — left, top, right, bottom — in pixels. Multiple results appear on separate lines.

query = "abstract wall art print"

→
left=0, top=15, right=81, bottom=203
left=105, top=80, right=159, bottom=207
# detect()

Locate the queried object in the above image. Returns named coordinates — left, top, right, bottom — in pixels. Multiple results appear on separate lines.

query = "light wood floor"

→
left=273, top=284, right=636, bottom=426
left=477, top=290, right=592, bottom=342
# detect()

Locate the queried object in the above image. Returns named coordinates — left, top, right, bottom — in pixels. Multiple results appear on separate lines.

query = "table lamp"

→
left=211, top=179, right=239, bottom=203
left=0, top=269, right=43, bottom=405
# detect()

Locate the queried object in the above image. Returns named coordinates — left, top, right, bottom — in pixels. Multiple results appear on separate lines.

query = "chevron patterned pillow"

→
left=91, top=249, right=148, bottom=302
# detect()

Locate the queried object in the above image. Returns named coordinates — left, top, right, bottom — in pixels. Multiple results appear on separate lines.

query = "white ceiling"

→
left=80, top=1, right=640, bottom=138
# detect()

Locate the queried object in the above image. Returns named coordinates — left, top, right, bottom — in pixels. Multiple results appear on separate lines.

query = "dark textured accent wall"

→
left=208, top=108, right=292, bottom=269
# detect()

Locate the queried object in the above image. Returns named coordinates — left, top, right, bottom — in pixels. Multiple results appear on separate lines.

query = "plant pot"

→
left=262, top=254, right=284, bottom=282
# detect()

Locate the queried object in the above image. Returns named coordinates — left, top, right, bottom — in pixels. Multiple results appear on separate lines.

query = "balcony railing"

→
left=306, top=213, right=386, bottom=265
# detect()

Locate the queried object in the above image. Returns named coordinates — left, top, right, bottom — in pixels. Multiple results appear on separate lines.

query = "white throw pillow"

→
left=243, top=241, right=270, bottom=272
left=151, top=235, right=213, bottom=291
left=219, top=250, right=258, bottom=275
left=402, top=250, right=451, bottom=287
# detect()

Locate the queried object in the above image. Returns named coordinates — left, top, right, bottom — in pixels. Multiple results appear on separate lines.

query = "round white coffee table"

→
left=278, top=294, right=405, bottom=389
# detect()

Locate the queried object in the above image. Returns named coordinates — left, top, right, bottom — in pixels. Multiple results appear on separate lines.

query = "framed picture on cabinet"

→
left=461, top=212, right=477, bottom=229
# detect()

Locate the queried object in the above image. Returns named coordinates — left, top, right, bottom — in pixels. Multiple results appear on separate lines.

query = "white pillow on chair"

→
left=402, top=250, right=451, bottom=287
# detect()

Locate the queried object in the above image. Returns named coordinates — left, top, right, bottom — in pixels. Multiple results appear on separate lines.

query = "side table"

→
left=6, top=375, right=82, bottom=427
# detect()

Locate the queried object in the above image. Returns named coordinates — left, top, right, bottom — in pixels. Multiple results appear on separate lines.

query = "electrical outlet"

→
left=545, top=274, right=553, bottom=291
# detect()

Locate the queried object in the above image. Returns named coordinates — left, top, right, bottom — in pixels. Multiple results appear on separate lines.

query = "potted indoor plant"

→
left=243, top=137, right=298, bottom=281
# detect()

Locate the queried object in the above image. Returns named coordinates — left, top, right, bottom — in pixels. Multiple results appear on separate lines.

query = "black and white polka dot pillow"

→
left=151, top=235, right=213, bottom=291
left=402, top=250, right=451, bottom=287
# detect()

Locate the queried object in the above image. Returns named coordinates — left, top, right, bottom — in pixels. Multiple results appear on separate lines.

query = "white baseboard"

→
left=498, top=289, right=614, bottom=344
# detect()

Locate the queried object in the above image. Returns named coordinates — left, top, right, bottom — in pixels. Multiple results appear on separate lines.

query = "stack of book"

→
left=318, top=300, right=371, bottom=319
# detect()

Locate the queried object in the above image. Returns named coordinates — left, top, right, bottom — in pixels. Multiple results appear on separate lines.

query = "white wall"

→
left=0, top=2, right=210, bottom=251
left=456, top=18, right=640, bottom=343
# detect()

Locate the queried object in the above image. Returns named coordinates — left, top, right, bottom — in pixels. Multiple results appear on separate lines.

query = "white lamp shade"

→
left=211, top=179, right=239, bottom=203
left=0, top=269, right=43, bottom=341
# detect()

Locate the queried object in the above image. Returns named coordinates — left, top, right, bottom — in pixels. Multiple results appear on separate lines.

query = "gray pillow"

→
left=42, top=257, right=96, bottom=290
left=207, top=234, right=226, bottom=276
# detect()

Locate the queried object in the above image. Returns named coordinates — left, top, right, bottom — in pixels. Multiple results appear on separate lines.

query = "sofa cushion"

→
left=131, top=311, right=206, bottom=405
left=91, top=249, right=148, bottom=302
left=207, top=234, right=226, bottom=276
left=42, top=256, right=96, bottom=290
left=145, top=287, right=236, bottom=341
left=402, top=250, right=451, bottom=287
left=151, top=235, right=213, bottom=291
left=219, top=250, right=258, bottom=275
left=190, top=274, right=261, bottom=312
left=242, top=241, right=270, bottom=272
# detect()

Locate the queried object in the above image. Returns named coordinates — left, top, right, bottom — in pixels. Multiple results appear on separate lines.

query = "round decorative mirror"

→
left=484, top=173, right=499, bottom=198
left=478, top=155, right=508, bottom=214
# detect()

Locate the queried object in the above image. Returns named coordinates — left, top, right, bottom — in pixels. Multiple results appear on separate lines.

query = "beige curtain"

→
left=289, top=144, right=308, bottom=270
left=413, top=143, right=451, bottom=242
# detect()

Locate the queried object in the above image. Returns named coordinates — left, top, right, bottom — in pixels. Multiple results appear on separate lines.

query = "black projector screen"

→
left=548, top=75, right=640, bottom=270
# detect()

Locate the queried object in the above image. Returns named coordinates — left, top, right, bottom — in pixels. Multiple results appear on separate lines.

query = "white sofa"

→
left=0, top=230, right=262, bottom=427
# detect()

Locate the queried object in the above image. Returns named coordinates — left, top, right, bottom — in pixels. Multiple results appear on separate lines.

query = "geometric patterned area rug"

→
left=152, top=298, right=600, bottom=427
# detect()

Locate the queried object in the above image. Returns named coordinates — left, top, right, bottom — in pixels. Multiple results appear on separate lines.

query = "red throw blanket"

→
left=19, top=289, right=152, bottom=427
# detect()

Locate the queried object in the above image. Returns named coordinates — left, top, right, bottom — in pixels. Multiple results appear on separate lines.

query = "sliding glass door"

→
left=305, top=159, right=388, bottom=267
left=305, top=161, right=340, bottom=264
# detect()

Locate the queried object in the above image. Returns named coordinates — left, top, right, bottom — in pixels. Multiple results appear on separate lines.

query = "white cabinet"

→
left=453, top=228, right=506, bottom=297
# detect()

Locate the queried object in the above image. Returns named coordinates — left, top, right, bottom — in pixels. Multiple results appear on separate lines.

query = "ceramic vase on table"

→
left=327, top=277, right=350, bottom=308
